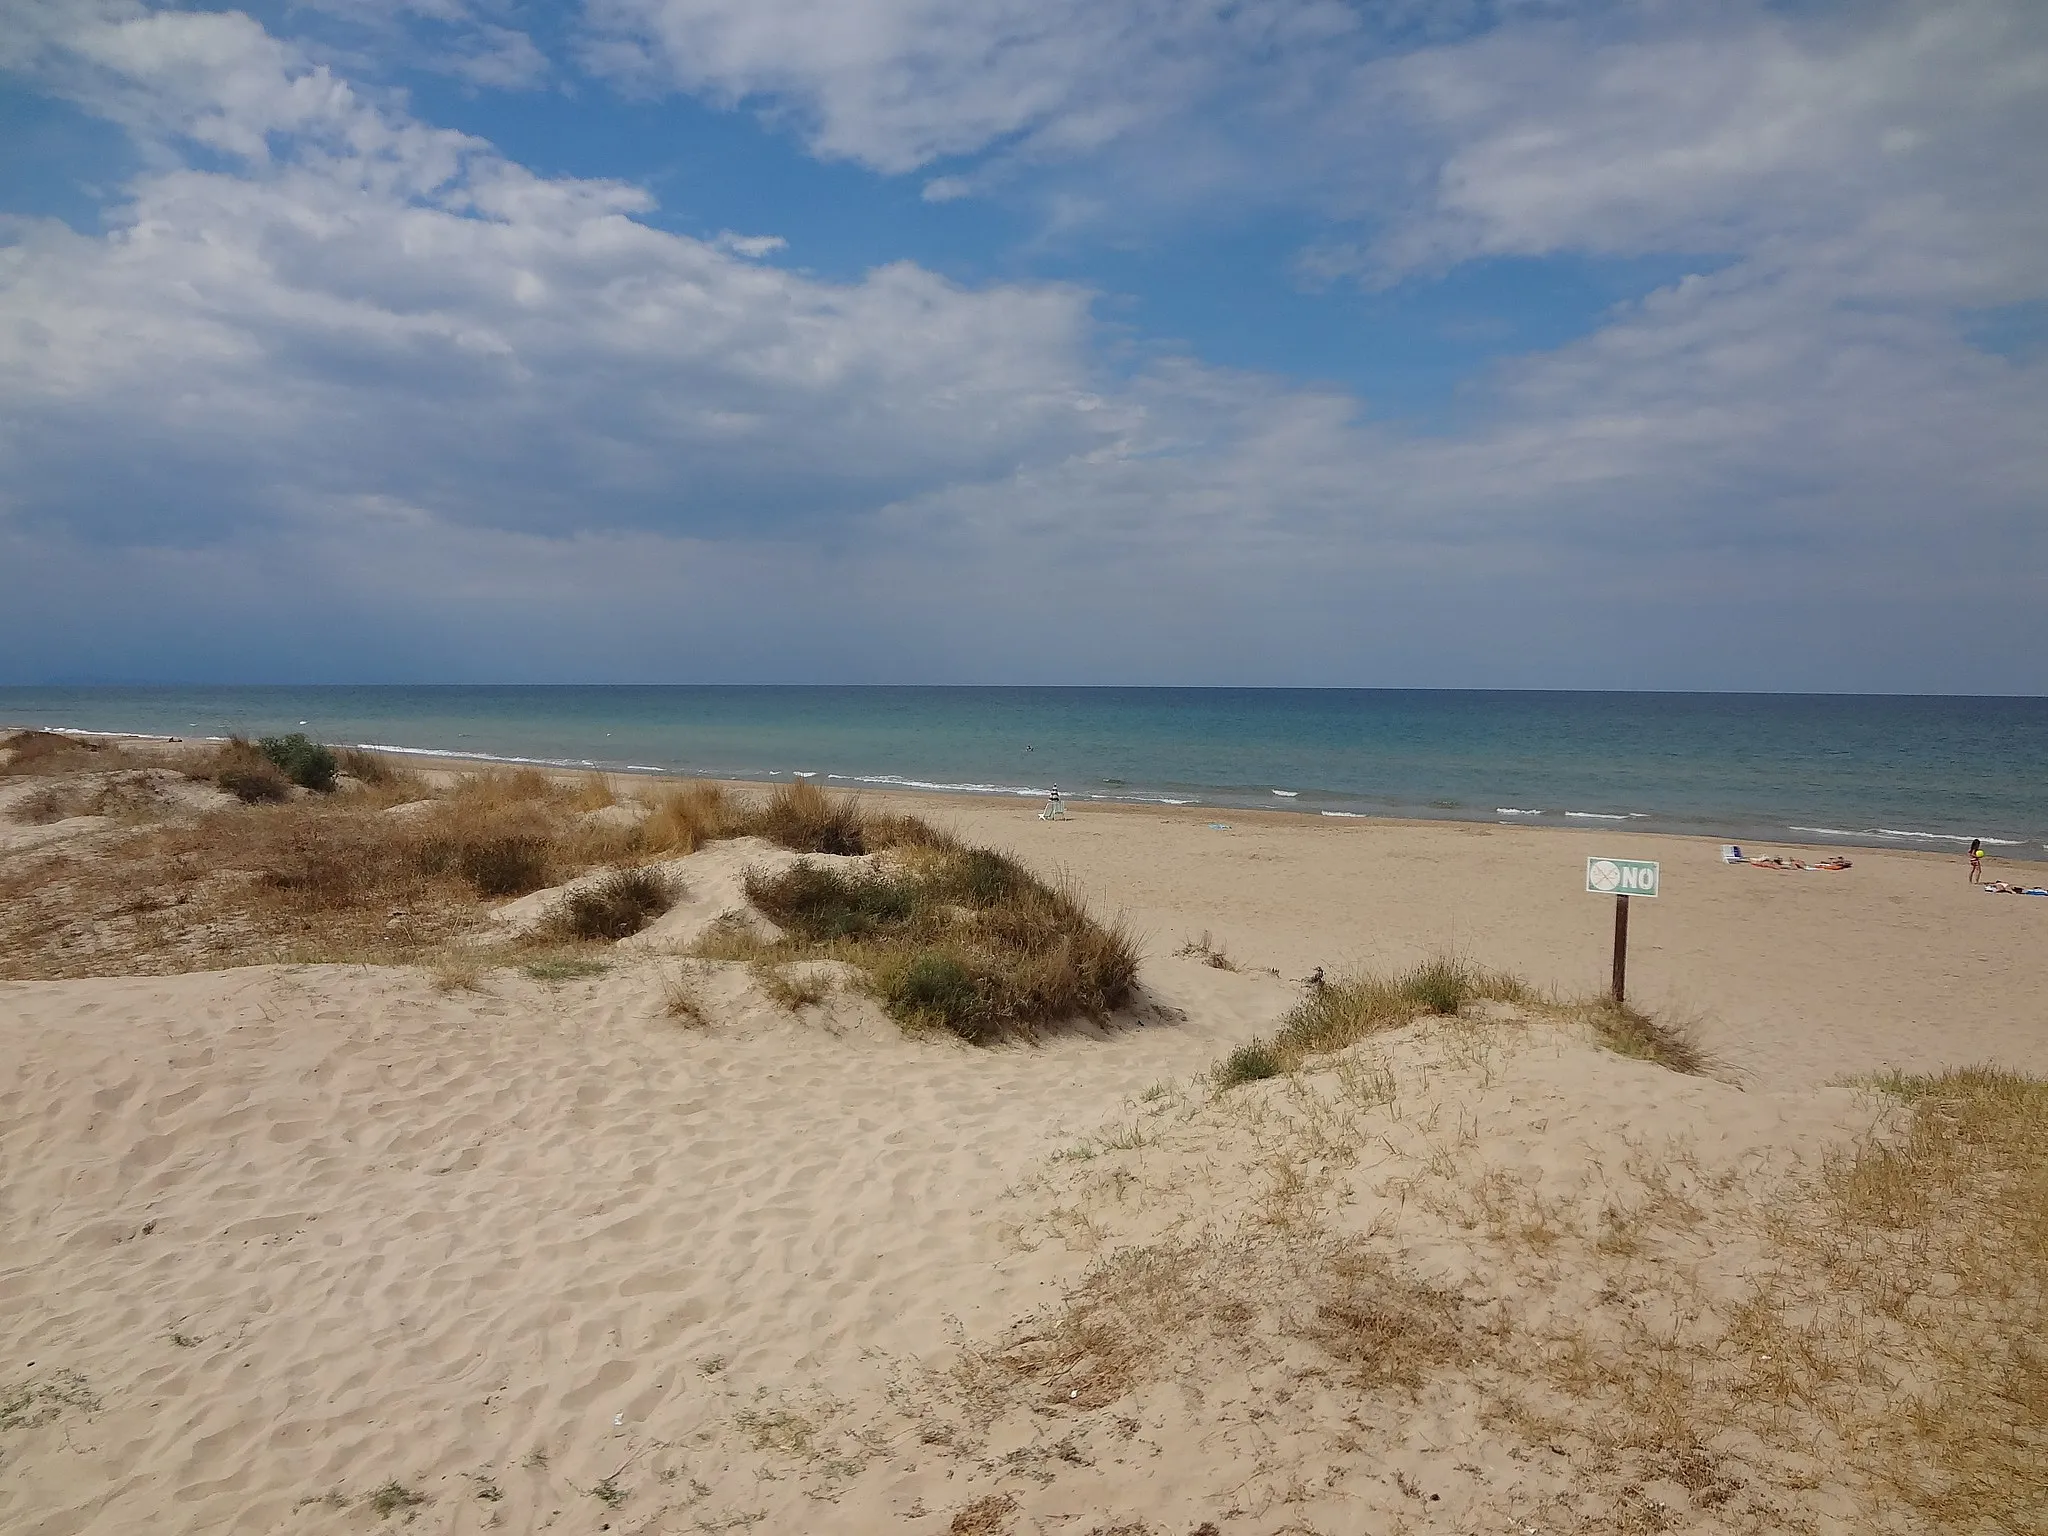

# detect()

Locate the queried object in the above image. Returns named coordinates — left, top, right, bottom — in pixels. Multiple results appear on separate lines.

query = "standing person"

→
left=1969, top=838, right=1984, bottom=883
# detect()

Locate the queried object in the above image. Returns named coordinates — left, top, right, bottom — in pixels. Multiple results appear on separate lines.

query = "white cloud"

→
left=0, top=4, right=1116, bottom=551
left=1, top=1, right=2045, bottom=688
left=580, top=0, right=1361, bottom=174
left=1360, top=0, right=2048, bottom=305
left=441, top=22, right=549, bottom=89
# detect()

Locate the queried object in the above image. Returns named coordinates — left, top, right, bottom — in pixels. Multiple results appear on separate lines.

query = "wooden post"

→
left=1611, top=894, right=1630, bottom=1004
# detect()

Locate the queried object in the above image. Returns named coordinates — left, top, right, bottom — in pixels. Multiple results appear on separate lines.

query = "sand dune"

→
left=3, top=784, right=2044, bottom=1533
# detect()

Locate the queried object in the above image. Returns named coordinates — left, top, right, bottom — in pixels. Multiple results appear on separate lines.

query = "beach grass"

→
left=1214, top=958, right=1534, bottom=1086
left=715, top=840, right=1139, bottom=1041
left=1215, top=959, right=1711, bottom=1088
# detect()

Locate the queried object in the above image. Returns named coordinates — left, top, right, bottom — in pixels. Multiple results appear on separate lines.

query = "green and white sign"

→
left=1587, top=857, right=1660, bottom=897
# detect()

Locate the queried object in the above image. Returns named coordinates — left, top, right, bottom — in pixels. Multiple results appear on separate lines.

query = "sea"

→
left=3, top=686, right=2043, bottom=861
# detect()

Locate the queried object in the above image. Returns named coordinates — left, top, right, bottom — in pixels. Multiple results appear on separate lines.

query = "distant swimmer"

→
left=1969, top=838, right=1984, bottom=883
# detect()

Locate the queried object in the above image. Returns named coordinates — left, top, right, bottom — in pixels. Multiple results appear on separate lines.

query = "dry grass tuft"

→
left=640, top=781, right=742, bottom=855
left=572, top=772, right=616, bottom=810
left=1, top=731, right=148, bottom=778
left=752, top=778, right=869, bottom=855
left=662, top=967, right=710, bottom=1027
left=730, top=847, right=1139, bottom=1042
left=1175, top=931, right=1237, bottom=970
left=1585, top=1001, right=1714, bottom=1076
left=753, top=960, right=831, bottom=1011
left=948, top=1492, right=1018, bottom=1535
left=957, top=1234, right=1465, bottom=1417
left=430, top=954, right=488, bottom=993
left=334, top=748, right=428, bottom=800
left=198, top=738, right=293, bottom=804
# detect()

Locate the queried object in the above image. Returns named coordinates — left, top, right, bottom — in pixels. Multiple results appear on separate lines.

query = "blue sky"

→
left=1, top=0, right=2044, bottom=690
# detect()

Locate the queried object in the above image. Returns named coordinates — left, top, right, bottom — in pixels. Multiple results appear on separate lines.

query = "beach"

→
left=2, top=739, right=2043, bottom=1533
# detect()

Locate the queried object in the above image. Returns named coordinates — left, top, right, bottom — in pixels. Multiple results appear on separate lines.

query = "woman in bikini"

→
left=1969, top=838, right=1983, bottom=883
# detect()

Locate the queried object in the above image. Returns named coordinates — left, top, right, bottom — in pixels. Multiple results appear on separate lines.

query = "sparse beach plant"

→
left=1176, top=931, right=1238, bottom=970
left=548, top=866, right=676, bottom=941
left=1585, top=999, right=1712, bottom=1075
left=663, top=967, right=709, bottom=1026
left=1215, top=1041, right=1282, bottom=1087
left=522, top=954, right=610, bottom=982
left=368, top=1480, right=426, bottom=1517
left=753, top=960, right=831, bottom=1010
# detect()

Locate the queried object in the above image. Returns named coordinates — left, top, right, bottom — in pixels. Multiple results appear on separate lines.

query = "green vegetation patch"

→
left=258, top=733, right=338, bottom=793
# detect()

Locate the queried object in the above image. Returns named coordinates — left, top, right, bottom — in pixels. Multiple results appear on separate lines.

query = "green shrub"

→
left=744, top=860, right=916, bottom=940
left=883, top=950, right=984, bottom=1037
left=551, top=867, right=676, bottom=941
left=258, top=733, right=337, bottom=792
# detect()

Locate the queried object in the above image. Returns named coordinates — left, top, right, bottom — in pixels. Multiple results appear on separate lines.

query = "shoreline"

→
left=6, top=721, right=2039, bottom=864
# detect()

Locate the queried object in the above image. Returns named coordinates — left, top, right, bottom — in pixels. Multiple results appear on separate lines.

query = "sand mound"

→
left=0, top=950, right=1924, bottom=1536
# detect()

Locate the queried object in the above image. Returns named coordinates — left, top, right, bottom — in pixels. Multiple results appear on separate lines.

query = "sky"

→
left=0, top=0, right=2044, bottom=691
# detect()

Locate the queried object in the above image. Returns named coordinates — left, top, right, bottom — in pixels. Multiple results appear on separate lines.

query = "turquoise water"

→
left=4, top=686, right=2044, bottom=860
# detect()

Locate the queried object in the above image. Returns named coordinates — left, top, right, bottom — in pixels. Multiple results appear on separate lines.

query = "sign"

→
left=1587, top=857, right=1660, bottom=898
